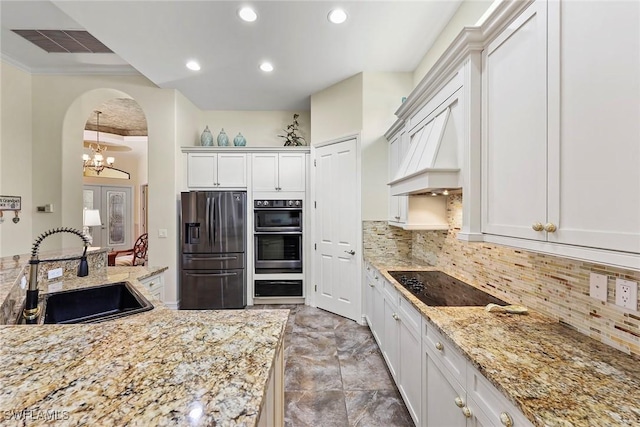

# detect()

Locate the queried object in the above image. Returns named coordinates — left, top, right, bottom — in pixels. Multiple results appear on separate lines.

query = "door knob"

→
left=345, top=250, right=356, bottom=255
left=532, top=222, right=544, bottom=231
left=544, top=223, right=557, bottom=232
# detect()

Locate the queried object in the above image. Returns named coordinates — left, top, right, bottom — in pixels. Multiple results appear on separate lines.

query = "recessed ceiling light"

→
left=260, top=62, right=274, bottom=72
left=238, top=6, right=257, bottom=22
left=186, top=60, right=200, bottom=71
left=328, top=8, right=347, bottom=24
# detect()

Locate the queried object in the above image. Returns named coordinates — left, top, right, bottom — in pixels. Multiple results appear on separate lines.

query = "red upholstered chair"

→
left=108, top=233, right=148, bottom=266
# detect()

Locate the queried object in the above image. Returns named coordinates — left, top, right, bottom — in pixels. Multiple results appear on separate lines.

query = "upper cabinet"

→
left=187, top=152, right=247, bottom=188
left=482, top=0, right=548, bottom=241
left=482, top=0, right=640, bottom=268
left=252, top=152, right=306, bottom=193
left=388, top=130, right=408, bottom=225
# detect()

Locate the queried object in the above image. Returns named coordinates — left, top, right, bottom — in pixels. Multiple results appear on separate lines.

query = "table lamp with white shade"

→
left=83, top=209, right=102, bottom=246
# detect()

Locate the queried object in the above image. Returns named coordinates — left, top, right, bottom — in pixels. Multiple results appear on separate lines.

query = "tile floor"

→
left=250, top=304, right=414, bottom=427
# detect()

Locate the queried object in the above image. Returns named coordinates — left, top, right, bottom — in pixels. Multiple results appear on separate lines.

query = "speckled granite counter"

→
left=1, top=263, right=288, bottom=426
left=366, top=256, right=640, bottom=427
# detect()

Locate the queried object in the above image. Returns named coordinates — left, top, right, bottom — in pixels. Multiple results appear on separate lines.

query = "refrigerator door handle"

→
left=185, top=272, right=238, bottom=278
left=188, top=256, right=238, bottom=261
left=213, top=196, right=217, bottom=244
left=206, top=196, right=212, bottom=248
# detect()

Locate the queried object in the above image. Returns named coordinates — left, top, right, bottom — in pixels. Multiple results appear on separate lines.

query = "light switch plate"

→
left=615, top=278, right=638, bottom=311
left=589, top=273, right=608, bottom=302
left=48, top=267, right=63, bottom=280
left=158, top=229, right=168, bottom=238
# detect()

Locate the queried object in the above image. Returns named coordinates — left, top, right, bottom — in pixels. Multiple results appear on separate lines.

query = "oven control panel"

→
left=254, top=200, right=302, bottom=208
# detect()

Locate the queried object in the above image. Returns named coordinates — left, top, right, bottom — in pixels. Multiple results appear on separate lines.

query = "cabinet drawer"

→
left=423, top=319, right=466, bottom=385
left=467, top=366, right=533, bottom=427
left=398, top=295, right=421, bottom=336
left=383, top=277, right=398, bottom=302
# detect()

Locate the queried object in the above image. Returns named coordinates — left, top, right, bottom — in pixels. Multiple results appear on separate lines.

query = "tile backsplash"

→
left=364, top=194, right=640, bottom=358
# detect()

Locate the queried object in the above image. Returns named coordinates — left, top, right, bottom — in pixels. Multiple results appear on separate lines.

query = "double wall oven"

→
left=254, top=199, right=303, bottom=297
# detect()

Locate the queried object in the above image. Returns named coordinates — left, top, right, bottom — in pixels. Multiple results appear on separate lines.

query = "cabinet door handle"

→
left=454, top=397, right=464, bottom=408
left=544, top=222, right=557, bottom=232
left=462, top=407, right=472, bottom=418
left=368, top=282, right=374, bottom=288
left=435, top=342, right=444, bottom=351
left=392, top=313, right=399, bottom=321
left=532, top=222, right=544, bottom=231
left=500, top=412, right=514, bottom=427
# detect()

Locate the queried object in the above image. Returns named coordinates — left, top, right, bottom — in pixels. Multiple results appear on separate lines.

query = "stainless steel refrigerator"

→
left=179, top=191, right=246, bottom=309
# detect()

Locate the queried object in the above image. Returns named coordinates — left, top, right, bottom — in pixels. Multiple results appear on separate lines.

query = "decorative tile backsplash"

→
left=364, top=194, right=640, bottom=358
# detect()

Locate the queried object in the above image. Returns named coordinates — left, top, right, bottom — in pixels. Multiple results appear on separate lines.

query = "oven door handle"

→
left=254, top=231, right=302, bottom=235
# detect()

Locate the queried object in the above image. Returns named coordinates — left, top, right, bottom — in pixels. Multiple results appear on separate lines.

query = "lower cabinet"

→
left=363, top=264, right=532, bottom=427
left=257, top=339, right=284, bottom=427
left=138, top=272, right=165, bottom=301
left=422, top=318, right=533, bottom=427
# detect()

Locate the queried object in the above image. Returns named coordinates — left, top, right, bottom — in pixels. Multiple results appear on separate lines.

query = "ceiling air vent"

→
left=11, top=30, right=112, bottom=53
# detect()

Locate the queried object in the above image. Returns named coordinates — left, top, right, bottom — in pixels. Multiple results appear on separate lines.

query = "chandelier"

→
left=82, top=110, right=115, bottom=174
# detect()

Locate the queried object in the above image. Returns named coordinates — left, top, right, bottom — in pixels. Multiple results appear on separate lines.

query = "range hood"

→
left=389, top=102, right=462, bottom=196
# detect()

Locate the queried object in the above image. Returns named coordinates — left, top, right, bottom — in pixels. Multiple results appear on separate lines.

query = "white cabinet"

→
left=252, top=152, right=306, bottom=192
left=397, top=294, right=423, bottom=426
left=187, top=152, right=247, bottom=188
left=382, top=288, right=400, bottom=380
left=371, top=271, right=422, bottom=426
left=363, top=263, right=385, bottom=349
left=482, top=0, right=548, bottom=241
left=138, top=271, right=165, bottom=301
left=482, top=0, right=640, bottom=266
left=388, top=132, right=408, bottom=225
left=423, top=318, right=533, bottom=427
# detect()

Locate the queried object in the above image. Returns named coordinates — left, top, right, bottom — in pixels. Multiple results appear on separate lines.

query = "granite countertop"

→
left=366, top=256, right=640, bottom=427
left=0, top=266, right=288, bottom=426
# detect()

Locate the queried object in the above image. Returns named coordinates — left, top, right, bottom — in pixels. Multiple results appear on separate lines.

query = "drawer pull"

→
left=374, top=275, right=379, bottom=279
left=531, top=222, right=544, bottom=231
left=368, top=282, right=375, bottom=288
left=148, top=282, right=155, bottom=287
left=544, top=222, right=557, bottom=232
left=435, top=342, right=444, bottom=351
left=500, top=412, right=514, bottom=427
left=462, top=407, right=472, bottom=418
left=454, top=397, right=464, bottom=408
left=392, top=313, right=399, bottom=321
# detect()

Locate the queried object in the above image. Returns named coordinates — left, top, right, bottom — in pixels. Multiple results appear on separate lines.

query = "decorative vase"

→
left=200, top=126, right=214, bottom=146
left=233, top=133, right=247, bottom=146
left=217, top=128, right=229, bottom=146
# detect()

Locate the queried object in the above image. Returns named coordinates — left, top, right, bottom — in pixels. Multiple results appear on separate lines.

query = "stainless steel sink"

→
left=19, top=281, right=153, bottom=324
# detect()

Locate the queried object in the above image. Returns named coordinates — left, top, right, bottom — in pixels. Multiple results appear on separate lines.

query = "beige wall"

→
left=0, top=62, right=33, bottom=257
left=361, top=72, right=412, bottom=220
left=413, top=0, right=494, bottom=87
left=198, top=111, right=311, bottom=148
left=310, top=73, right=363, bottom=144
left=21, top=73, right=181, bottom=305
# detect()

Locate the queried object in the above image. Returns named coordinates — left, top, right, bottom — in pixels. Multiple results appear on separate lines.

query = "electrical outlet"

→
left=47, top=267, right=63, bottom=280
left=615, top=278, right=638, bottom=311
left=589, top=273, right=608, bottom=302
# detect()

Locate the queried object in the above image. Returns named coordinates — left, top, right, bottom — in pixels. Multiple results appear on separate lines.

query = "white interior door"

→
left=83, top=185, right=133, bottom=251
left=314, top=138, right=360, bottom=322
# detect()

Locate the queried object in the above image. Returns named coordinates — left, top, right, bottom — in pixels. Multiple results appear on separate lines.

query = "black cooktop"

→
left=388, top=270, right=506, bottom=307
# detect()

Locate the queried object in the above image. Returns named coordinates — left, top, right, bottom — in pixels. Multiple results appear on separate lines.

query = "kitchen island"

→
left=1, top=263, right=287, bottom=426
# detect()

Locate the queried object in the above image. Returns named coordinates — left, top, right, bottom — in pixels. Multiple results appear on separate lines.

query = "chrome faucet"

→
left=23, top=227, right=90, bottom=323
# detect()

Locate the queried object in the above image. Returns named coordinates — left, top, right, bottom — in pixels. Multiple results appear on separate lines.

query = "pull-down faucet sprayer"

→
left=23, top=227, right=90, bottom=323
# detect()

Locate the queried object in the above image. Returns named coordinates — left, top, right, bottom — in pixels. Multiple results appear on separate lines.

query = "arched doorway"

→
left=61, top=89, right=148, bottom=252
left=81, top=99, right=148, bottom=251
